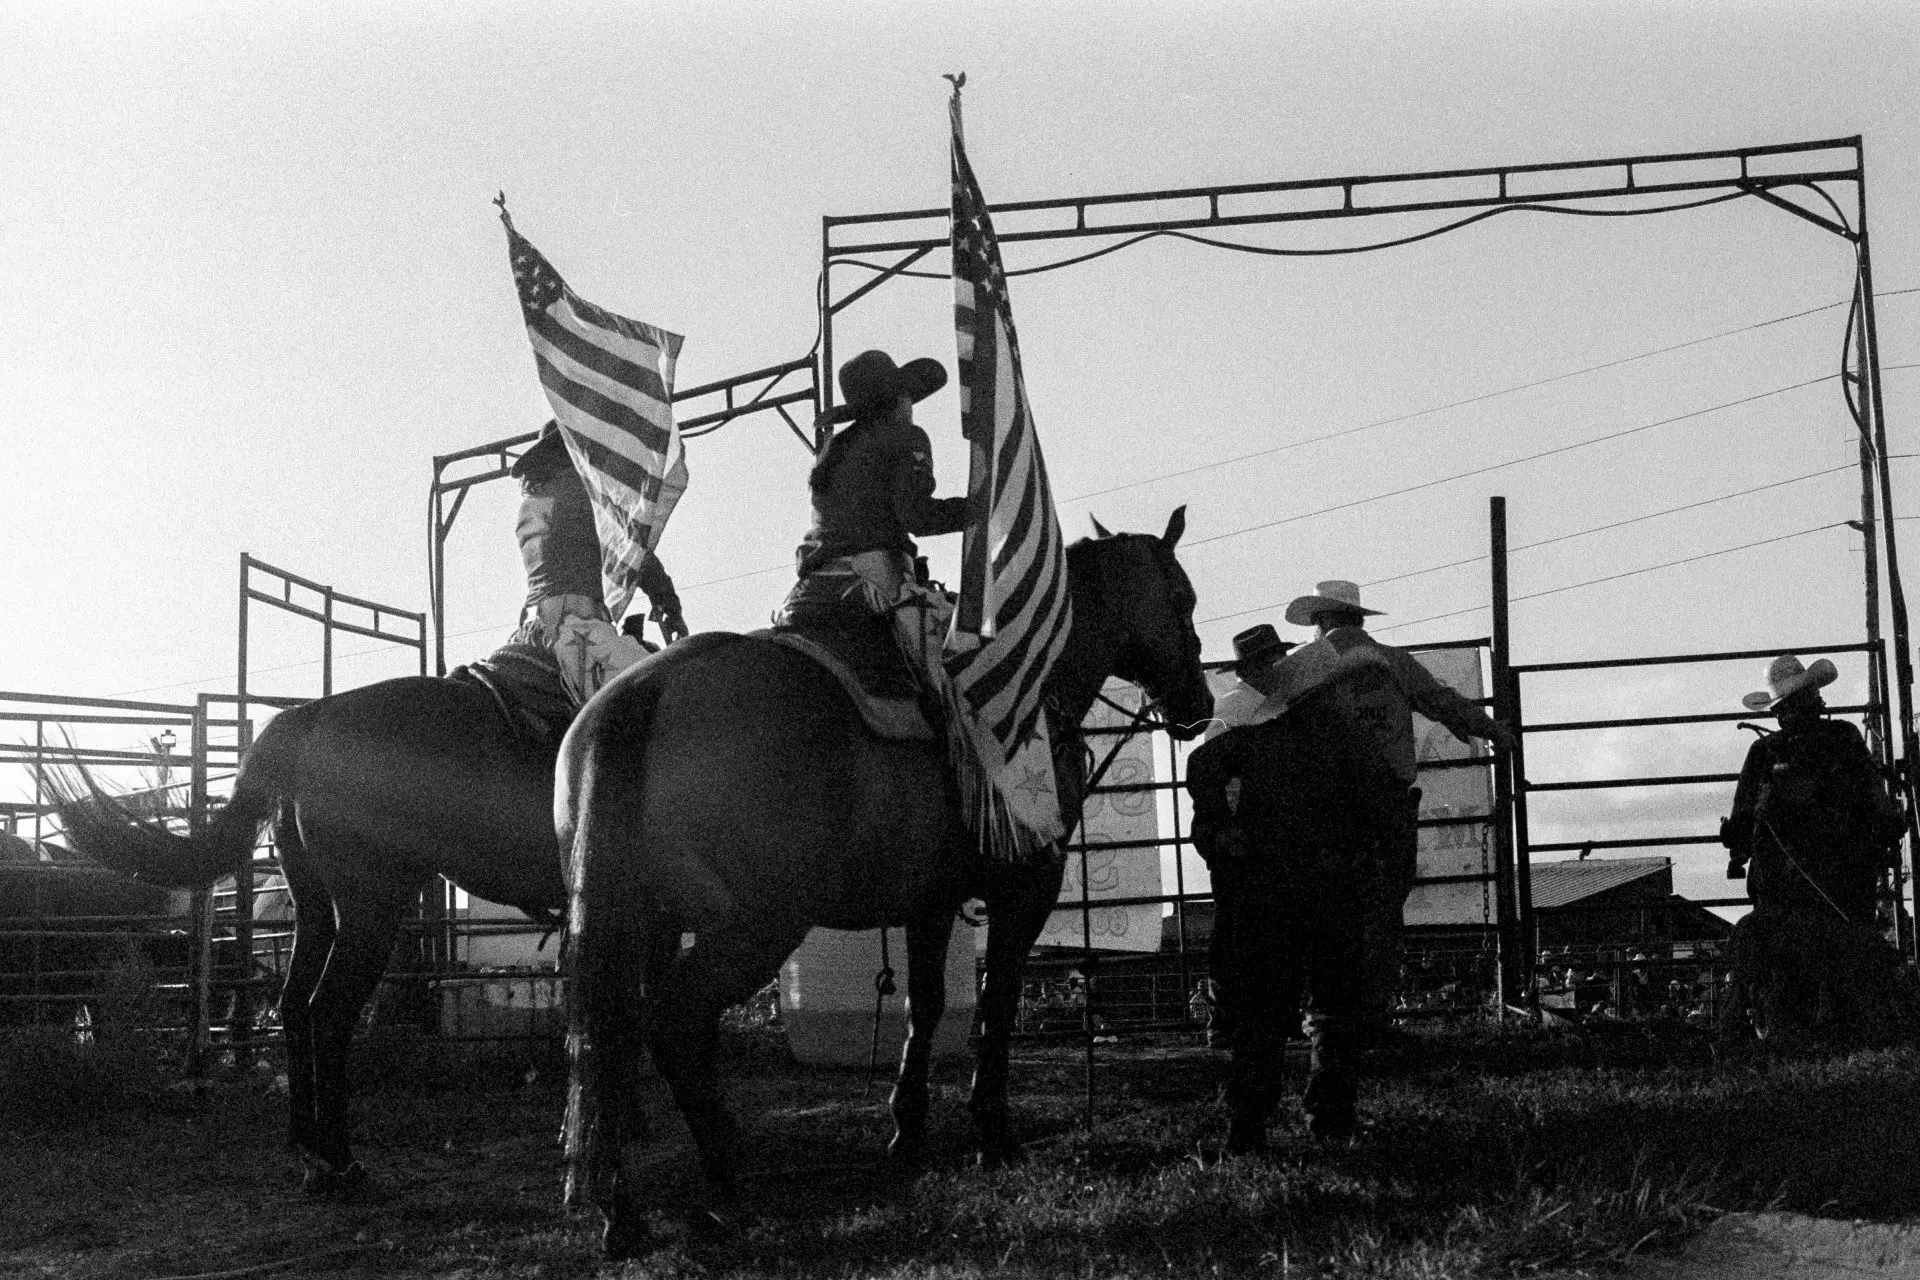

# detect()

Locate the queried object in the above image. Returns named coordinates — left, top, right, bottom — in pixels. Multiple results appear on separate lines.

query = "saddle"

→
left=756, top=620, right=936, bottom=742
left=447, top=642, right=575, bottom=752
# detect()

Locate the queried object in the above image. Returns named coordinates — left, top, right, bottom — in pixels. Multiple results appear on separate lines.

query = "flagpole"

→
left=945, top=72, right=966, bottom=145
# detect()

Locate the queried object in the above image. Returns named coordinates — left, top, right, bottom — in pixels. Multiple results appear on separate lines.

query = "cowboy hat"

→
left=1283, top=580, right=1383, bottom=627
left=821, top=350, right=947, bottom=424
left=509, top=420, right=570, bottom=479
left=1742, top=654, right=1838, bottom=711
left=1231, top=623, right=1292, bottom=676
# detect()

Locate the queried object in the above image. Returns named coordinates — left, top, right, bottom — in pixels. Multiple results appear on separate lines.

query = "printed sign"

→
left=1038, top=680, right=1165, bottom=952
left=1403, top=647, right=1497, bottom=927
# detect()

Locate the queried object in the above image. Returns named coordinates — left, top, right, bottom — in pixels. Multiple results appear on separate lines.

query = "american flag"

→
left=943, top=92, right=1074, bottom=761
left=502, top=207, right=686, bottom=620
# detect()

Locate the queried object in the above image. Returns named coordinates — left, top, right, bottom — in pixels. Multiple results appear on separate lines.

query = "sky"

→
left=4, top=0, right=1918, bottom=910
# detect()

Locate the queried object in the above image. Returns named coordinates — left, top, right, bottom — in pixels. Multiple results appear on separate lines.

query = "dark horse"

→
left=560, top=512, right=1213, bottom=1255
left=53, top=677, right=564, bottom=1191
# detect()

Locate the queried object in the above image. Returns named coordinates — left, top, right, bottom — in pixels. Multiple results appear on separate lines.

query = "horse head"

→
left=1071, top=507, right=1214, bottom=740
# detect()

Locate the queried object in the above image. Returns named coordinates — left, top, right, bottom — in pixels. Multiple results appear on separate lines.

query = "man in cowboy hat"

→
left=1266, top=580, right=1512, bottom=1028
left=1206, top=624, right=1295, bottom=740
left=1195, top=624, right=1297, bottom=1046
left=776, top=350, right=971, bottom=687
left=510, top=420, right=687, bottom=707
left=1186, top=675, right=1404, bottom=1150
left=1721, top=654, right=1903, bottom=927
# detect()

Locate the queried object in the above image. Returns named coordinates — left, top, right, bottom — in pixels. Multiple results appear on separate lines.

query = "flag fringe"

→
left=941, top=680, right=1059, bottom=862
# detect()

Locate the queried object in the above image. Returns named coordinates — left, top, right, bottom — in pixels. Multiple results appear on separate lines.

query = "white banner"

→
left=1403, top=647, right=1497, bottom=927
left=1038, top=680, right=1165, bottom=952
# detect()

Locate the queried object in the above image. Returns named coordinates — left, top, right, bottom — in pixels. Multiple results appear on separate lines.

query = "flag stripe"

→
left=533, top=356, right=676, bottom=469
left=944, top=99, right=1074, bottom=780
left=549, top=297, right=675, bottom=404
left=506, top=218, right=685, bottom=620
left=537, top=297, right=674, bottom=405
left=529, top=327, right=673, bottom=451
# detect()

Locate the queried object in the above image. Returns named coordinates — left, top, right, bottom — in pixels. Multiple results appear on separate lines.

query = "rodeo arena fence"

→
left=3, top=135, right=1914, bottom=1089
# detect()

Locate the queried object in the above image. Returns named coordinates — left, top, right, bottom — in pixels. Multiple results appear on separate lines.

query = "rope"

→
left=1758, top=813, right=1852, bottom=922
left=865, top=925, right=897, bottom=1091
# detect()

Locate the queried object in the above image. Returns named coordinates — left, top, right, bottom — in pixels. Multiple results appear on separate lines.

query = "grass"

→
left=3, top=1018, right=1919, bottom=1278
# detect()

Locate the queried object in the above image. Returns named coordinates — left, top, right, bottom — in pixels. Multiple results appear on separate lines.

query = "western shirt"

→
left=797, top=416, right=969, bottom=574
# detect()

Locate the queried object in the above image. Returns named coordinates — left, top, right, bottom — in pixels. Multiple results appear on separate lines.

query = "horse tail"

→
left=54, top=704, right=309, bottom=889
left=561, top=674, right=666, bottom=1212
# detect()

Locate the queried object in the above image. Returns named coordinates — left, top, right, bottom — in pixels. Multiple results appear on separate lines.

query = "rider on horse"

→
left=511, top=419, right=689, bottom=707
left=775, top=350, right=972, bottom=695
left=1722, top=654, right=1904, bottom=927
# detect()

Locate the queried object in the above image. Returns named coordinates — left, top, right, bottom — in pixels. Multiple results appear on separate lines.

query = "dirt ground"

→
left=1, top=1031, right=1050, bottom=1280
left=9, top=1028, right=1920, bottom=1279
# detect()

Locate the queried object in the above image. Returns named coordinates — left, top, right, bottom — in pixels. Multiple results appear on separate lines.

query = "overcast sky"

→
left=4, top=0, right=1917, bottom=907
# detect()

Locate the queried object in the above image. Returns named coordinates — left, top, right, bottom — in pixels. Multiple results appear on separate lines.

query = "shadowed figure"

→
left=558, top=514, right=1213, bottom=1258
left=52, top=679, right=565, bottom=1192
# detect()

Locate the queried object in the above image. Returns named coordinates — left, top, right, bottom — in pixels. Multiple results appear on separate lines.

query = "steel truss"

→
left=820, top=134, right=1912, bottom=1002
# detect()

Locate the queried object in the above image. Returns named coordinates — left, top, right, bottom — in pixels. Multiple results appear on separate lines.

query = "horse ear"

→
left=1161, top=505, right=1187, bottom=549
left=1090, top=514, right=1114, bottom=539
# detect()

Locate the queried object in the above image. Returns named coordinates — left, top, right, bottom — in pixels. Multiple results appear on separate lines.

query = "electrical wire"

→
left=1196, top=460, right=1874, bottom=625
left=1183, top=373, right=1841, bottom=550
left=1367, top=521, right=1848, bottom=637
left=1060, top=288, right=1919, bottom=506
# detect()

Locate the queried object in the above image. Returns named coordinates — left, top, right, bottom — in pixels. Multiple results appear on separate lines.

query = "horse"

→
left=1722, top=903, right=1920, bottom=1050
left=558, top=510, right=1214, bottom=1256
left=52, top=677, right=565, bottom=1191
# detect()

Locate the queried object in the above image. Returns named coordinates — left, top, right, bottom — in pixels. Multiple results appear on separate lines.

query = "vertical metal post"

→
left=322, top=586, right=335, bottom=699
left=236, top=554, right=250, bottom=746
left=1167, top=730, right=1191, bottom=1028
left=229, top=710, right=256, bottom=1046
left=30, top=721, right=44, bottom=1021
left=1488, top=497, right=1523, bottom=1010
left=1509, top=681, right=1537, bottom=1010
left=1855, top=191, right=1920, bottom=961
left=1852, top=279, right=1888, bottom=766
left=430, top=477, right=448, bottom=677
left=817, top=219, right=834, bottom=453
left=1076, top=813, right=1095, bottom=1136
left=187, top=698, right=213, bottom=1074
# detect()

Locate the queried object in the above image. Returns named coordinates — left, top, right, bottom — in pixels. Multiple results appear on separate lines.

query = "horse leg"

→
left=972, top=861, right=1064, bottom=1168
left=647, top=914, right=808, bottom=1209
left=888, top=910, right=956, bottom=1164
left=274, top=828, right=335, bottom=1173
left=568, top=904, right=669, bottom=1259
left=300, top=878, right=413, bottom=1192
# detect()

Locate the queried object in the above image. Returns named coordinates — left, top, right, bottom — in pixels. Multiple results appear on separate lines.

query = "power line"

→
left=1063, top=288, right=1919, bottom=507
left=1197, top=461, right=1866, bottom=625
left=1369, top=522, right=1848, bottom=636
left=1184, top=372, right=1842, bottom=550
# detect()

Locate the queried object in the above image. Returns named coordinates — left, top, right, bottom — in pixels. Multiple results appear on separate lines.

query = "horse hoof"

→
left=601, top=1213, right=653, bottom=1262
left=975, top=1141, right=1025, bottom=1171
left=301, top=1159, right=368, bottom=1196
left=886, top=1132, right=926, bottom=1168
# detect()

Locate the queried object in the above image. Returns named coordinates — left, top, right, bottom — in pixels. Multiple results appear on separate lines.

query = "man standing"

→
left=1196, top=624, right=1293, bottom=1046
left=1186, top=680, right=1403, bottom=1150
left=511, top=420, right=688, bottom=708
left=1267, top=580, right=1511, bottom=1026
left=1722, top=654, right=1902, bottom=926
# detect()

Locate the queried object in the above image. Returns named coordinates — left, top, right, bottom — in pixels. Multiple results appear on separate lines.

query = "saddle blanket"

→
left=753, top=628, right=935, bottom=742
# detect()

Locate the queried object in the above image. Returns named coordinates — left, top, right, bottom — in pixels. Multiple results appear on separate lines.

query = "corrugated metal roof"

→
left=1529, top=856, right=1670, bottom=910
